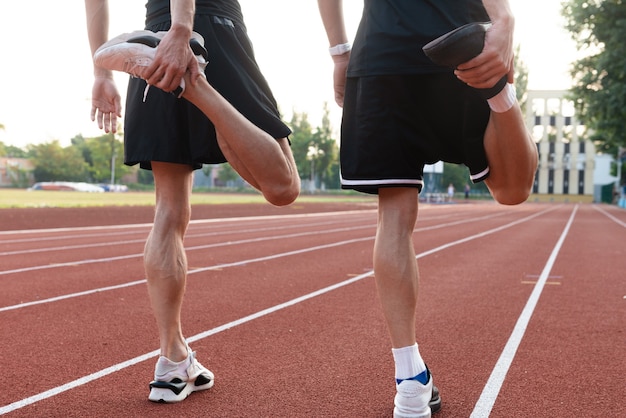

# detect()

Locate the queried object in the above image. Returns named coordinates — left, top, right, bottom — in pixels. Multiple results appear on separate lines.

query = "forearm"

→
left=84, top=0, right=111, bottom=77
left=170, top=0, right=195, bottom=38
left=317, top=0, right=348, bottom=46
left=482, top=0, right=514, bottom=28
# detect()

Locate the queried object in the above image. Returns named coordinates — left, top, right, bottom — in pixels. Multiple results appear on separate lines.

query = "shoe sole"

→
left=148, top=375, right=214, bottom=403
left=422, top=22, right=491, bottom=68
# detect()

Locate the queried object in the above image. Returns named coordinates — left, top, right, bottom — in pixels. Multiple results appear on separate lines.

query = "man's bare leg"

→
left=144, top=162, right=193, bottom=362
left=484, top=101, right=538, bottom=205
left=182, top=76, right=300, bottom=207
left=374, top=187, right=420, bottom=348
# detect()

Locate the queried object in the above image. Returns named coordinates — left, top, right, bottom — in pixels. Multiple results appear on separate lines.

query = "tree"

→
left=215, top=163, right=241, bottom=187
left=310, top=103, right=340, bottom=189
left=72, top=133, right=130, bottom=183
left=289, top=111, right=315, bottom=180
left=562, top=0, right=626, bottom=158
left=2, top=144, right=28, bottom=158
left=514, top=45, right=529, bottom=114
left=27, top=140, right=89, bottom=182
left=289, top=105, right=340, bottom=191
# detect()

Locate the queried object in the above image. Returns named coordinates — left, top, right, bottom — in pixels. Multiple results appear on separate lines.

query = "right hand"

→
left=90, top=75, right=122, bottom=134
left=142, top=28, right=202, bottom=93
left=332, top=53, right=350, bottom=107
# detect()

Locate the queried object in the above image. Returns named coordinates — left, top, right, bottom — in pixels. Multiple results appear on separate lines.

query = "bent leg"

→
left=483, top=101, right=538, bottom=205
left=144, top=162, right=194, bottom=362
left=374, top=187, right=420, bottom=348
left=182, top=76, right=300, bottom=207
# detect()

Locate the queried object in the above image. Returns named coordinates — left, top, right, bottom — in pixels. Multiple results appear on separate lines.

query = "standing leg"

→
left=374, top=187, right=421, bottom=349
left=144, top=162, right=214, bottom=403
left=375, top=187, right=439, bottom=417
left=144, top=162, right=193, bottom=362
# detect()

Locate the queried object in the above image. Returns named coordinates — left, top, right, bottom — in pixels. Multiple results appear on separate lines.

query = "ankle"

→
left=487, top=83, right=517, bottom=113
left=392, top=343, right=427, bottom=381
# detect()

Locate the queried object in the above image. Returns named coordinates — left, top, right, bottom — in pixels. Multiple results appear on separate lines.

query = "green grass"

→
left=0, top=188, right=376, bottom=208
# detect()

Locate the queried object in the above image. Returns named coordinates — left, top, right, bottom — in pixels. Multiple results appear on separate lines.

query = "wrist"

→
left=169, top=23, right=193, bottom=39
left=329, top=42, right=351, bottom=56
left=94, top=67, right=114, bottom=79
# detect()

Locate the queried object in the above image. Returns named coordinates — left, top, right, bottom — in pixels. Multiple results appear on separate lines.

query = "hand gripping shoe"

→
left=422, top=22, right=507, bottom=99
left=93, top=29, right=208, bottom=98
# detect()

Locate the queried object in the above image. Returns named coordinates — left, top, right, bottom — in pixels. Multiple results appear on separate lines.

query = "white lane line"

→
left=0, top=211, right=512, bottom=311
left=0, top=210, right=501, bottom=276
left=0, top=210, right=376, bottom=236
left=0, top=273, right=368, bottom=415
left=0, top=218, right=370, bottom=256
left=0, top=206, right=555, bottom=413
left=470, top=205, right=578, bottom=418
left=593, top=205, right=626, bottom=228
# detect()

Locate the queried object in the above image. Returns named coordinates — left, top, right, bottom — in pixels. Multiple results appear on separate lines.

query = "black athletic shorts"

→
left=340, top=73, right=491, bottom=194
left=124, top=14, right=291, bottom=170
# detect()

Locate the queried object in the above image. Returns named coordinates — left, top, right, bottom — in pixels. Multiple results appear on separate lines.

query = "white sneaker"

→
left=93, top=30, right=208, bottom=97
left=394, top=369, right=441, bottom=418
left=148, top=348, right=214, bottom=403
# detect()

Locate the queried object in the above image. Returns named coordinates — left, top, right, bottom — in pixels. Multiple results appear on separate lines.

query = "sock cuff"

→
left=392, top=343, right=426, bottom=380
left=487, top=82, right=517, bottom=113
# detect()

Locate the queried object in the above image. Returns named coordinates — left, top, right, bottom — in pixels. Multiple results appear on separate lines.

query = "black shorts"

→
left=124, top=14, right=291, bottom=170
left=340, top=73, right=491, bottom=194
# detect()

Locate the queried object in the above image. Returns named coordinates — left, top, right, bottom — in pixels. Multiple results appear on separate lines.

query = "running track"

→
left=0, top=202, right=624, bottom=417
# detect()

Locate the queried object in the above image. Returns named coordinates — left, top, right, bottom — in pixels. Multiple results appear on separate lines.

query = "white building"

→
left=526, top=90, right=600, bottom=202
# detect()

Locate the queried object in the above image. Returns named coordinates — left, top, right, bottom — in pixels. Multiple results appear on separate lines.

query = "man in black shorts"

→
left=318, top=0, right=538, bottom=417
left=85, top=0, right=300, bottom=403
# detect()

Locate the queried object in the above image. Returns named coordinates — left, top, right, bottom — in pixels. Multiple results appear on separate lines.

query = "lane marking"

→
left=0, top=210, right=376, bottom=236
left=593, top=205, right=626, bottom=228
left=470, top=205, right=578, bottom=418
left=520, top=281, right=561, bottom=285
left=0, top=206, right=556, bottom=413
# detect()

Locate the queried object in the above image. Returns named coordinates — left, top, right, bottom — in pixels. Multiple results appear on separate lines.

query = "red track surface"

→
left=0, top=201, right=624, bottom=417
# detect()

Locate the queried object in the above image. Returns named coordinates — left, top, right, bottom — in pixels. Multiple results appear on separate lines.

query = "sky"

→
left=0, top=0, right=580, bottom=149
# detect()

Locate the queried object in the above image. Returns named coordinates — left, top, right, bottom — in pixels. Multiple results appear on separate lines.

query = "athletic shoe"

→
left=393, top=368, right=441, bottom=418
left=93, top=29, right=208, bottom=97
left=422, top=22, right=507, bottom=98
left=148, top=348, right=214, bottom=403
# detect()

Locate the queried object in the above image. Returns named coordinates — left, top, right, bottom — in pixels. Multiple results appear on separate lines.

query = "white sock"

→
left=487, top=82, right=517, bottom=113
left=392, top=343, right=427, bottom=381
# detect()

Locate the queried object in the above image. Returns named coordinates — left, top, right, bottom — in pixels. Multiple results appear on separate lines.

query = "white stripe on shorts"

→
left=341, top=177, right=424, bottom=189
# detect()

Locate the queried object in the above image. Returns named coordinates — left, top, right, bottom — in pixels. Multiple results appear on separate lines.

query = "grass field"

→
left=0, top=189, right=376, bottom=208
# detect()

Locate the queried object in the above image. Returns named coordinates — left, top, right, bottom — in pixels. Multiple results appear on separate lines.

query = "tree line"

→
left=3, top=0, right=623, bottom=189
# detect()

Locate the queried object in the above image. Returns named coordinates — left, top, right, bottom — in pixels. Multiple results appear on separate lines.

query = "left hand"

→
left=142, top=29, right=201, bottom=93
left=454, top=20, right=515, bottom=88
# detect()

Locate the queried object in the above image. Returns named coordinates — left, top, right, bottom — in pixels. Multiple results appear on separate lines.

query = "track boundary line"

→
left=470, top=204, right=578, bottom=417
left=593, top=205, right=626, bottom=228
left=0, top=206, right=556, bottom=414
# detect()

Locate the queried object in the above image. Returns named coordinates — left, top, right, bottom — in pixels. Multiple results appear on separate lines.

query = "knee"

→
left=265, top=184, right=300, bottom=207
left=492, top=187, right=531, bottom=205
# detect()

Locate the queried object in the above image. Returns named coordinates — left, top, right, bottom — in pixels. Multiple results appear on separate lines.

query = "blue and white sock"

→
left=392, top=343, right=427, bottom=384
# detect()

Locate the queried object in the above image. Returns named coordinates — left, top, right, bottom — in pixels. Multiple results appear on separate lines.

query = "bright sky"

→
left=0, top=0, right=579, bottom=149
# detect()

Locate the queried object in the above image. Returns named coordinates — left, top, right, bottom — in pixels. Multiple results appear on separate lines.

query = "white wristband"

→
left=329, top=43, right=351, bottom=56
